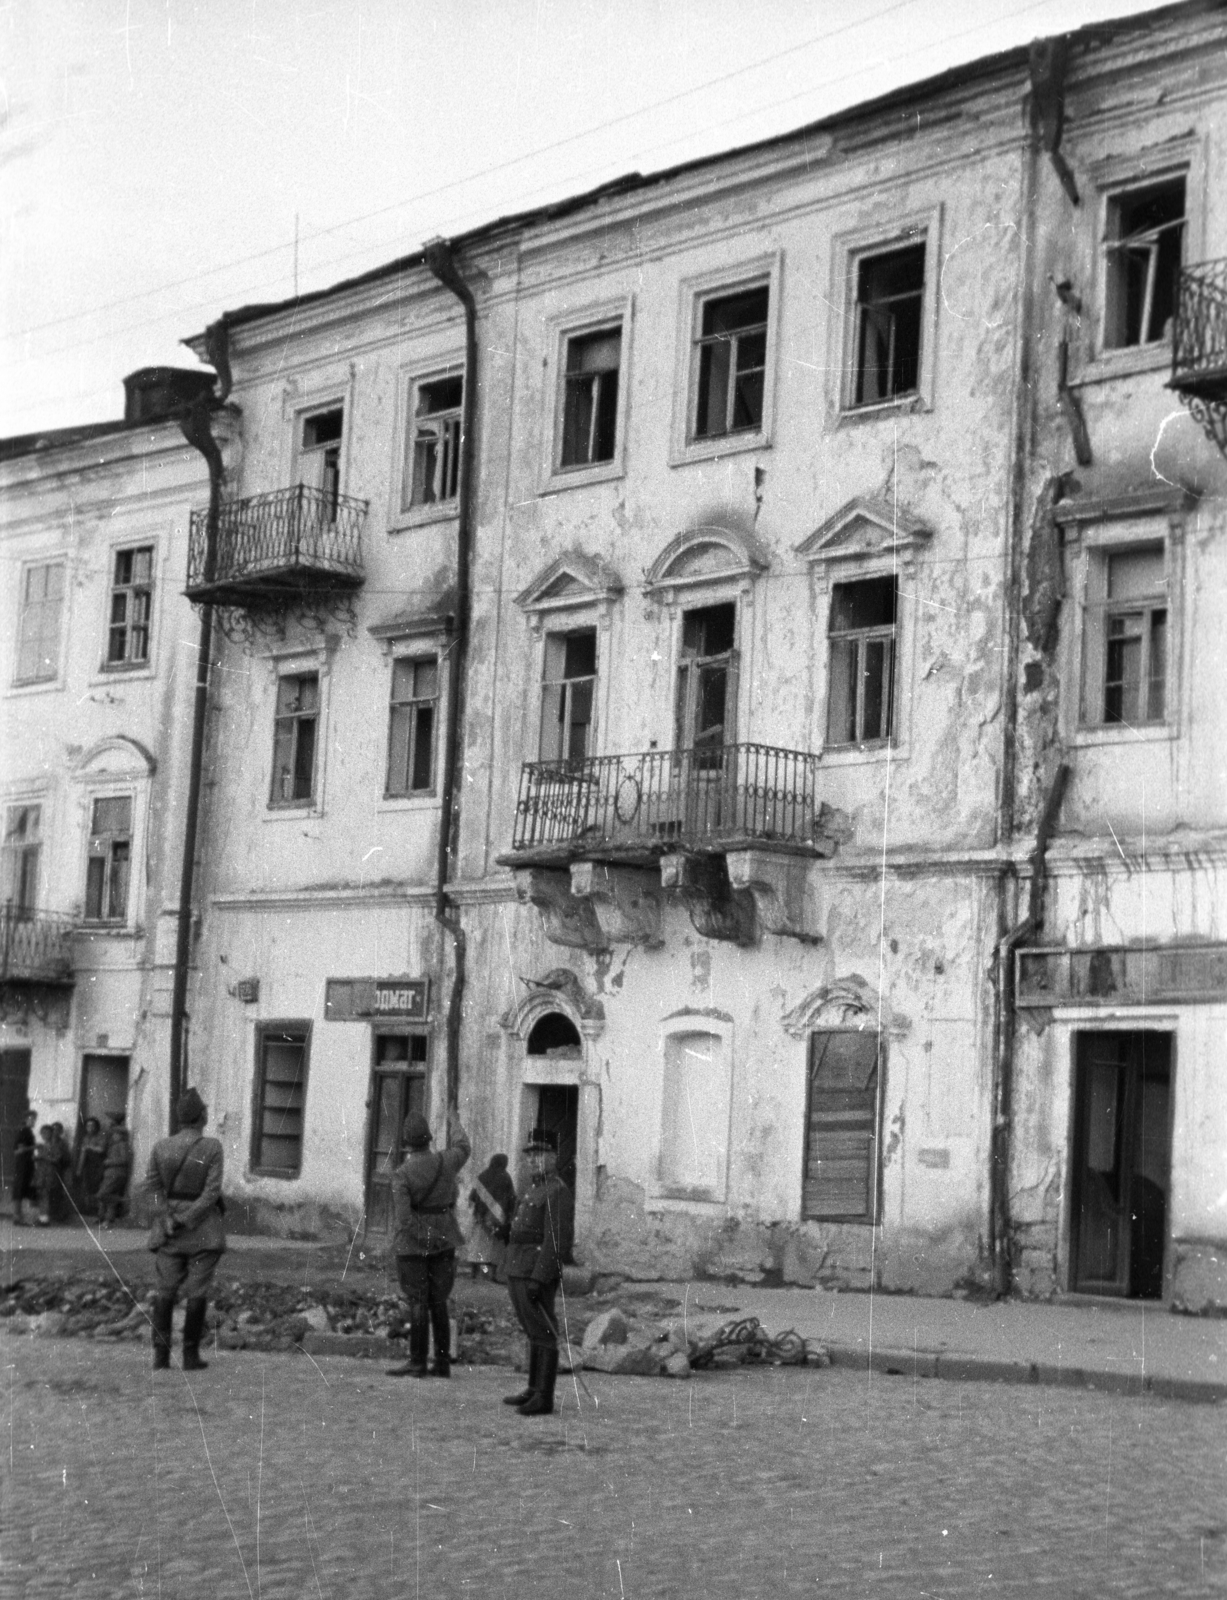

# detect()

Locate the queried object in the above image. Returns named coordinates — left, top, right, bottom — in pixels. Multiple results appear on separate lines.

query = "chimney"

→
left=122, top=366, right=215, bottom=425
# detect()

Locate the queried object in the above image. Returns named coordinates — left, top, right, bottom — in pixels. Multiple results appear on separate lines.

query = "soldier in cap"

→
left=387, top=1107, right=470, bottom=1378
left=503, top=1128, right=574, bottom=1417
left=144, top=1087, right=225, bottom=1371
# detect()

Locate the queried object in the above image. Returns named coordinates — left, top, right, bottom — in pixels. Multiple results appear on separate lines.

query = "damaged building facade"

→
left=164, top=2, right=1226, bottom=1306
left=0, top=370, right=222, bottom=1184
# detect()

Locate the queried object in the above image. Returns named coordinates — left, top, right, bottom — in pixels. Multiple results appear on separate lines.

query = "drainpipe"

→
left=990, top=762, right=1069, bottom=1296
left=169, top=321, right=231, bottom=1132
left=423, top=239, right=476, bottom=1113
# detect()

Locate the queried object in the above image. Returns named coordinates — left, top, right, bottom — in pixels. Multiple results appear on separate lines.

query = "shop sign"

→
left=325, top=976, right=429, bottom=1021
left=1017, top=943, right=1227, bottom=1007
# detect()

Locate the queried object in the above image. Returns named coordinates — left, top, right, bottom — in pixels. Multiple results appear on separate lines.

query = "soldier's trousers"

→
left=508, top=1276, right=558, bottom=1350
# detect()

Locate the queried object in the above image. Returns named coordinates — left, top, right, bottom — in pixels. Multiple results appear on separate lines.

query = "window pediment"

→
left=796, top=497, right=931, bottom=577
left=515, top=550, right=622, bottom=631
left=72, top=735, right=157, bottom=780
left=783, top=975, right=910, bottom=1039
left=644, top=523, right=768, bottom=604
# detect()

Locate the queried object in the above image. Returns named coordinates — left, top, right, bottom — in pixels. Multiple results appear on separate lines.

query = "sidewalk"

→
left=645, top=1278, right=1227, bottom=1401
left=4, top=1218, right=1224, bottom=1400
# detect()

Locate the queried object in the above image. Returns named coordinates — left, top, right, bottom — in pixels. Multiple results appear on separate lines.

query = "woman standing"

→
left=467, top=1153, right=516, bottom=1281
left=11, top=1110, right=37, bottom=1226
left=75, top=1117, right=107, bottom=1215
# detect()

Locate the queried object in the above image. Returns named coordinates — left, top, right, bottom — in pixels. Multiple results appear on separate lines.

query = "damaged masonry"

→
left=6, top=2, right=1227, bottom=1323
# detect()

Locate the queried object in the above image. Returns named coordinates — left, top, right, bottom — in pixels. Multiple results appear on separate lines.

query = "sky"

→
left=1, top=0, right=1170, bottom=438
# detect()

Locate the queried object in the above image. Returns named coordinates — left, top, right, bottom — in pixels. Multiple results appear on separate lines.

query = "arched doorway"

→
left=524, top=1011, right=580, bottom=1196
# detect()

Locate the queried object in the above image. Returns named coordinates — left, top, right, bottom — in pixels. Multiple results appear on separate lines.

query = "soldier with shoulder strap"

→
left=386, top=1107, right=470, bottom=1379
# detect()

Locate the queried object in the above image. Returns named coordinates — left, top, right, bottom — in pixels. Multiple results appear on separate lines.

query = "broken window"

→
left=2, top=804, right=42, bottom=912
left=299, top=406, right=343, bottom=521
left=659, top=1029, right=730, bottom=1199
left=270, top=673, right=319, bottom=804
left=540, top=629, right=597, bottom=763
left=692, top=284, right=769, bottom=440
left=560, top=326, right=621, bottom=468
left=252, top=1024, right=310, bottom=1176
left=105, top=546, right=153, bottom=667
left=827, top=576, right=897, bottom=746
left=851, top=243, right=925, bottom=407
left=386, top=656, right=438, bottom=796
left=16, top=562, right=65, bottom=684
left=803, top=1029, right=882, bottom=1222
left=676, top=603, right=737, bottom=765
left=407, top=376, right=462, bottom=508
left=1083, top=545, right=1167, bottom=727
left=84, top=796, right=132, bottom=923
left=1103, top=178, right=1185, bottom=350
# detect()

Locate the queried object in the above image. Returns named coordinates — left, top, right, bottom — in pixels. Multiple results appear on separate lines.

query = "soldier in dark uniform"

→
left=503, top=1128, right=574, bottom=1417
left=386, top=1107, right=470, bottom=1379
left=144, top=1087, right=225, bottom=1372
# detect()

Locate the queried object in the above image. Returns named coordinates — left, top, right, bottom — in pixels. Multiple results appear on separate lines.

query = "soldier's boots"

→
left=387, top=1319, right=430, bottom=1378
left=430, top=1305, right=451, bottom=1378
left=503, top=1345, right=538, bottom=1406
left=151, top=1294, right=175, bottom=1371
left=182, top=1297, right=209, bottom=1371
left=518, top=1346, right=559, bottom=1417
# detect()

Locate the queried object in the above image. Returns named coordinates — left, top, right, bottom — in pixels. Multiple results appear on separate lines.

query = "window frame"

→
left=268, top=670, right=321, bottom=809
left=1099, top=172, right=1187, bottom=358
left=14, top=559, right=67, bottom=688
left=82, top=793, right=134, bottom=927
left=670, top=256, right=781, bottom=467
left=649, top=1013, right=734, bottom=1208
left=250, top=1020, right=312, bottom=1179
left=385, top=652, right=440, bottom=798
left=1058, top=501, right=1185, bottom=748
left=830, top=209, right=941, bottom=423
left=540, top=299, right=633, bottom=493
left=538, top=627, right=598, bottom=765
left=802, top=1027, right=885, bottom=1224
left=825, top=576, right=899, bottom=750
left=848, top=242, right=927, bottom=411
left=395, top=361, right=465, bottom=526
left=674, top=601, right=739, bottom=759
left=2, top=801, right=43, bottom=912
left=101, top=542, right=156, bottom=673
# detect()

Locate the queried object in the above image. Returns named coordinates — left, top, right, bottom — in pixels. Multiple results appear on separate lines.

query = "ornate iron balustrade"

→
left=0, top=907, right=76, bottom=985
left=1171, top=259, right=1227, bottom=455
left=185, top=484, right=366, bottom=603
left=511, top=742, right=822, bottom=855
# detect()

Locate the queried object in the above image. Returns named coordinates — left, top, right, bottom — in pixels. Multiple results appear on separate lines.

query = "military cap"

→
left=402, top=1111, right=433, bottom=1149
left=523, top=1127, right=557, bottom=1153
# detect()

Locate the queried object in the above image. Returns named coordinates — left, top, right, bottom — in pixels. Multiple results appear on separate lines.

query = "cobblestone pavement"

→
left=4, top=1339, right=1225, bottom=1599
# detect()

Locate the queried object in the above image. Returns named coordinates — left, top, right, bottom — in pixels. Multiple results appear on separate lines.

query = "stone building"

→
left=0, top=368, right=222, bottom=1195
left=180, top=1, right=1227, bottom=1308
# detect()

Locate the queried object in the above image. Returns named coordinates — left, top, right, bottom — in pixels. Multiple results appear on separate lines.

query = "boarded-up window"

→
left=16, top=562, right=65, bottom=684
left=659, top=1029, right=729, bottom=1199
left=803, top=1029, right=881, bottom=1221
left=252, top=1025, right=310, bottom=1176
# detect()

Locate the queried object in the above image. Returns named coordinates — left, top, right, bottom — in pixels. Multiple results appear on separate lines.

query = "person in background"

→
left=386, top=1107, right=470, bottom=1380
left=502, top=1128, right=574, bottom=1418
left=33, top=1125, right=65, bottom=1226
left=75, top=1117, right=107, bottom=1216
left=96, top=1110, right=131, bottom=1228
left=145, top=1087, right=225, bottom=1372
left=467, top=1152, right=516, bottom=1282
left=11, top=1110, right=37, bottom=1226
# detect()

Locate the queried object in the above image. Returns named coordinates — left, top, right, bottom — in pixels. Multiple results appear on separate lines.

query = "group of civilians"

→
left=10, top=1108, right=131, bottom=1227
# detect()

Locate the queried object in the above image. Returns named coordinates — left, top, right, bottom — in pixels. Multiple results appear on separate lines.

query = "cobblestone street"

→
left=4, top=1337, right=1225, bottom=1598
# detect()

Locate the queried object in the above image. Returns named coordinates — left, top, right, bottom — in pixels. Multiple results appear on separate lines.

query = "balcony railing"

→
left=1171, top=258, right=1227, bottom=401
left=0, top=907, right=76, bottom=985
left=509, top=742, right=822, bottom=857
left=185, top=484, right=367, bottom=605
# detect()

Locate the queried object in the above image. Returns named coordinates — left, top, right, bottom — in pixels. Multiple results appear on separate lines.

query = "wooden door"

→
left=364, top=1032, right=427, bottom=1233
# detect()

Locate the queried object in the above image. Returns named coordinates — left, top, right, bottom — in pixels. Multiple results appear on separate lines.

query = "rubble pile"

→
left=572, top=1307, right=831, bottom=1380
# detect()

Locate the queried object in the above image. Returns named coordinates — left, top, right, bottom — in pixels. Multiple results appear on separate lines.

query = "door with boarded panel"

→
left=0, top=1049, right=32, bottom=1198
left=364, top=1033, right=428, bottom=1233
left=803, top=1029, right=882, bottom=1222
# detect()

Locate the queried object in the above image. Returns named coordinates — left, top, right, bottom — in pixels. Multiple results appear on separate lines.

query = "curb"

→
left=825, top=1343, right=1226, bottom=1403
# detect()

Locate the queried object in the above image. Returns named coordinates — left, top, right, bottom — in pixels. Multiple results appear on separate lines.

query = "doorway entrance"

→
left=364, top=1032, right=428, bottom=1234
left=524, top=1012, right=580, bottom=1196
left=0, top=1049, right=32, bottom=1200
left=79, top=1054, right=130, bottom=1130
left=1070, top=1030, right=1172, bottom=1298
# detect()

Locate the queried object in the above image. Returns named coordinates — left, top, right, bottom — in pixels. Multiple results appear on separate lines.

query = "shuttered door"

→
left=803, top=1029, right=881, bottom=1221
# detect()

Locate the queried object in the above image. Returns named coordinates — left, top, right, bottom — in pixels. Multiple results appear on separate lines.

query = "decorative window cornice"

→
left=643, top=523, right=769, bottom=605
left=795, top=496, right=931, bottom=580
left=515, top=550, right=622, bottom=633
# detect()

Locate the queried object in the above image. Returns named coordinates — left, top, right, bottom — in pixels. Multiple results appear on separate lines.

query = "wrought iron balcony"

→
left=0, top=907, right=76, bottom=986
left=184, top=484, right=367, bottom=606
left=1171, top=258, right=1227, bottom=401
left=506, top=741, right=824, bottom=863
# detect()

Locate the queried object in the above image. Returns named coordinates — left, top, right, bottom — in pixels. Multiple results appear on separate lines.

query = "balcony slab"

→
left=660, top=852, right=757, bottom=947
left=725, top=846, right=824, bottom=943
left=513, top=868, right=610, bottom=953
left=569, top=862, right=663, bottom=948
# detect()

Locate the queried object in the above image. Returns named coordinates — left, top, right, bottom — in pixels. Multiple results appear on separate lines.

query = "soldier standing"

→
left=503, top=1128, right=574, bottom=1417
left=144, top=1088, right=225, bottom=1372
left=387, top=1107, right=470, bottom=1379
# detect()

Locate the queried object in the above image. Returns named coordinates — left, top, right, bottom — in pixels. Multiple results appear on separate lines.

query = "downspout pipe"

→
left=423, top=238, right=476, bottom=1113
left=169, top=323, right=231, bottom=1132
left=990, top=761, right=1069, bottom=1296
